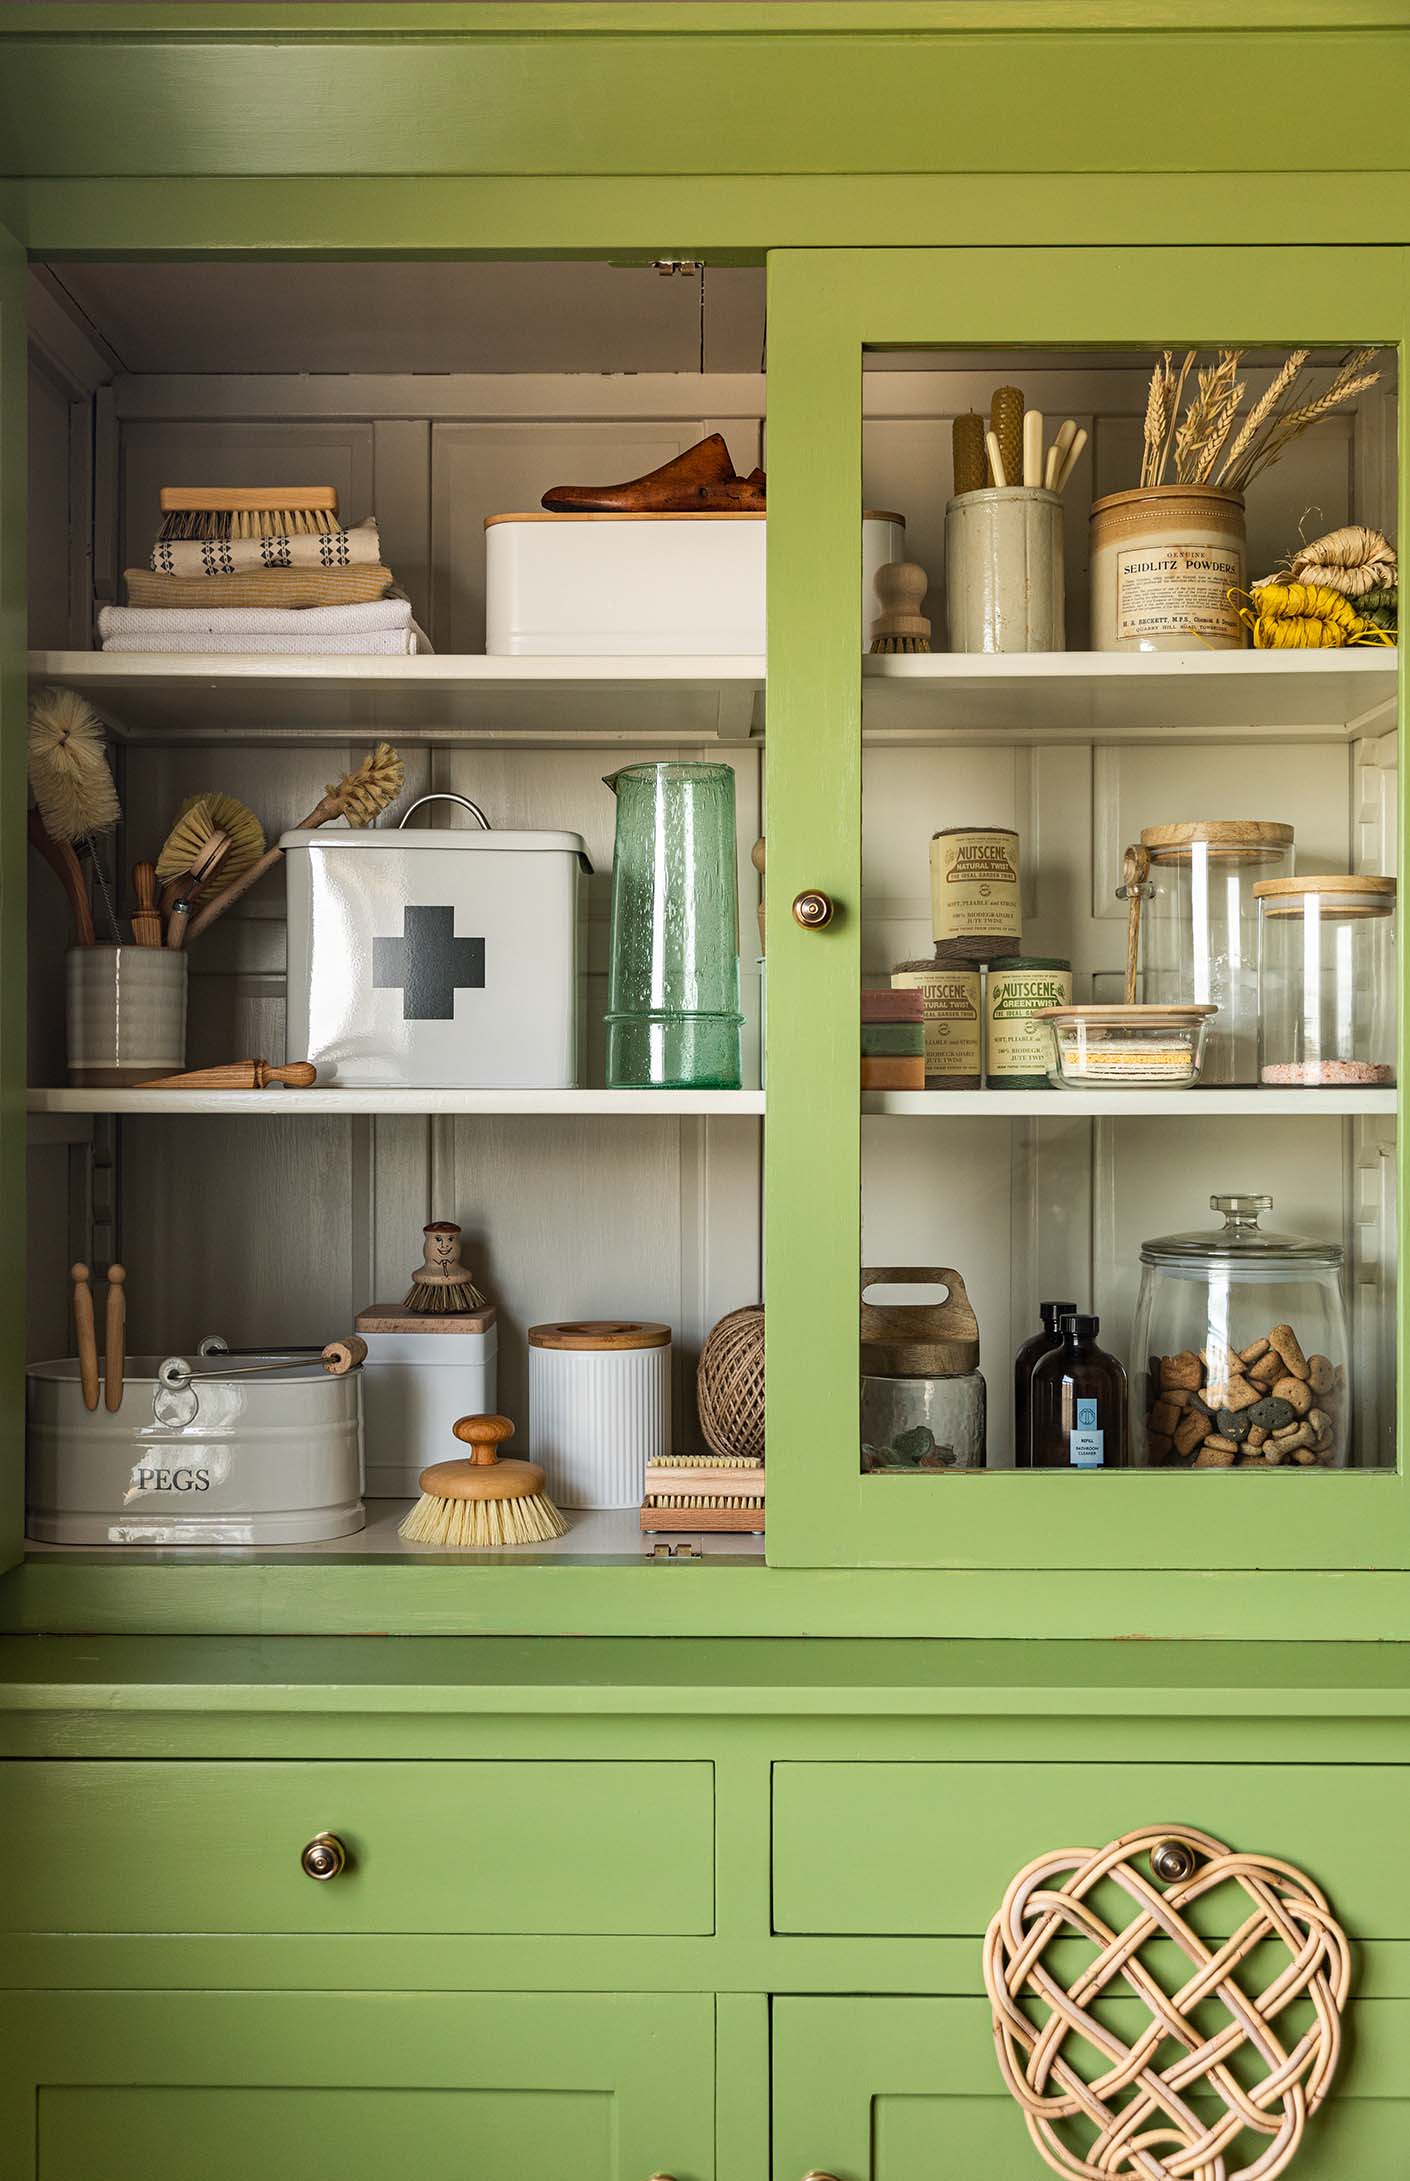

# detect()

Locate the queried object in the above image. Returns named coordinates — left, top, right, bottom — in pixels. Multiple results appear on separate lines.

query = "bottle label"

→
left=930, top=832, right=1020, bottom=944
left=1070, top=1396, right=1105, bottom=1469
left=892, top=969, right=981, bottom=1079
left=1116, top=543, right=1242, bottom=645
left=986, top=968, right=1072, bottom=1075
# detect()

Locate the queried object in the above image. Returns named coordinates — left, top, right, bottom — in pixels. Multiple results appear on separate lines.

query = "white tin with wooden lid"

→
left=528, top=1320, right=671, bottom=1508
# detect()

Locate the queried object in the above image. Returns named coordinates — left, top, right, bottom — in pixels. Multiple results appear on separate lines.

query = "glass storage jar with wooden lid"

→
left=1131, top=1194, right=1353, bottom=1470
left=1137, top=819, right=1294, bottom=1085
left=1255, top=875, right=1396, bottom=1089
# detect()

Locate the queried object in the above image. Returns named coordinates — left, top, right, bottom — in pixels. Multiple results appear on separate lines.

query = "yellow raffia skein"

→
left=1233, top=582, right=1396, bottom=650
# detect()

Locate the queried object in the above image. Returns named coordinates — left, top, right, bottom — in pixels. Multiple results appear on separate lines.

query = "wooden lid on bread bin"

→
left=860, top=1268, right=980, bottom=1378
left=528, top=1320, right=671, bottom=1351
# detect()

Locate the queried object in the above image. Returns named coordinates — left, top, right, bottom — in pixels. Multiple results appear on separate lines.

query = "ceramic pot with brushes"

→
left=65, top=946, right=187, bottom=1087
left=944, top=407, right=1082, bottom=653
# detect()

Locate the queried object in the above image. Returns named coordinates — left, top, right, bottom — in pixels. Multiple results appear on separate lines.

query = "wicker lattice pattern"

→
left=696, top=1304, right=765, bottom=1462
left=983, top=1824, right=1350, bottom=2181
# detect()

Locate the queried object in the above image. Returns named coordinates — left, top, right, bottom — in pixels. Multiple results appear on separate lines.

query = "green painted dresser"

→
left=1, top=8, right=1409, bottom=2178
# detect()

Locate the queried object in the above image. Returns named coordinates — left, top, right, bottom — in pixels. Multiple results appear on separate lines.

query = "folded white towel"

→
left=101, top=624, right=432, bottom=657
left=99, top=596, right=413, bottom=637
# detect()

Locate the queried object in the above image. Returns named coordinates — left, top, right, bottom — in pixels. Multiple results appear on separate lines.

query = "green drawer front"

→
left=773, top=1997, right=1410, bottom=2181
left=773, top=1762, right=1404, bottom=1937
left=0, top=1761, right=714, bottom=1936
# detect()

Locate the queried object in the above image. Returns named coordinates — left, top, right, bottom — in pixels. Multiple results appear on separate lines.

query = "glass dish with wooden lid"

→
left=1035, top=1002, right=1217, bottom=1089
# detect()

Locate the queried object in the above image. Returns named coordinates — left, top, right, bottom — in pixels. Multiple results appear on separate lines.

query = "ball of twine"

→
left=697, top=1305, right=765, bottom=1462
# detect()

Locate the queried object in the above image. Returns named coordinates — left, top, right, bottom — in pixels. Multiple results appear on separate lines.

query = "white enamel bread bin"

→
left=284, top=795, right=591, bottom=1088
left=26, top=1351, right=364, bottom=1546
left=485, top=511, right=906, bottom=655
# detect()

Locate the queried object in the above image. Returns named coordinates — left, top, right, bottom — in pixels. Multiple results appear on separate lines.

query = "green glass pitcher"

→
left=603, top=761, right=743, bottom=1090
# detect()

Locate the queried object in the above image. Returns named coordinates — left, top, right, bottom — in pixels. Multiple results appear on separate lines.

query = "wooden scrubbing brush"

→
left=640, top=1457, right=766, bottom=1534
left=403, top=1222, right=487, bottom=1315
left=185, top=743, right=405, bottom=942
left=158, top=485, right=340, bottom=542
left=400, top=1413, right=567, bottom=1548
left=28, top=686, right=121, bottom=940
left=869, top=562, right=932, bottom=654
left=156, top=792, right=265, bottom=947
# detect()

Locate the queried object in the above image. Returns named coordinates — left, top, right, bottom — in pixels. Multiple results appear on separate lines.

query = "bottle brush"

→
left=399, top=1414, right=567, bottom=1548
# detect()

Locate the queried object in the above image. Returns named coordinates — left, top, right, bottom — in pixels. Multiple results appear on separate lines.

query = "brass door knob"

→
left=792, top=889, right=835, bottom=930
left=1150, top=1838, right=1199, bottom=1883
left=301, top=1831, right=348, bottom=1881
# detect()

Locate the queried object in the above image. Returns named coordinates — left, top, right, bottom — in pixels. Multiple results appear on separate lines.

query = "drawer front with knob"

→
left=772, top=1762, right=1408, bottom=1937
left=0, top=1761, right=714, bottom=1936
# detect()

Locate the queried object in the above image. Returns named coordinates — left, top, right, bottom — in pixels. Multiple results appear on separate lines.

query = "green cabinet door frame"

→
left=0, top=216, right=25, bottom=1580
left=764, top=243, right=1407, bottom=1574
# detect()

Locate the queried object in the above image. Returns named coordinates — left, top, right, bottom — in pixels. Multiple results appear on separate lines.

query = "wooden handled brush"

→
left=399, top=1414, right=567, bottom=1549
left=131, top=863, right=163, bottom=948
left=158, top=794, right=262, bottom=949
left=158, top=485, right=340, bottom=542
left=869, top=562, right=932, bottom=654
left=28, top=687, right=121, bottom=942
left=29, top=808, right=96, bottom=946
left=184, top=744, right=405, bottom=944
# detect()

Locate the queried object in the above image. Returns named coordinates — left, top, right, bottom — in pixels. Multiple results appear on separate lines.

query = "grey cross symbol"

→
left=373, top=904, right=486, bottom=1020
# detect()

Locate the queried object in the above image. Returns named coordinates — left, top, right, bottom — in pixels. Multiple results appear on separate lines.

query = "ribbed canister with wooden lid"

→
left=528, top=1320, right=671, bottom=1509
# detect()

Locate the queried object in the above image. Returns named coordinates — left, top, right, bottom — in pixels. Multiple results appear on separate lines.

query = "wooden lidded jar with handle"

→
left=859, top=1268, right=987, bottom=1473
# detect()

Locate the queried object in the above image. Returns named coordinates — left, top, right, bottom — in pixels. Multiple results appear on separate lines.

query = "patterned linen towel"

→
left=123, top=565, right=395, bottom=610
left=150, top=514, right=383, bottom=575
left=99, top=597, right=412, bottom=638
left=100, top=622, right=432, bottom=657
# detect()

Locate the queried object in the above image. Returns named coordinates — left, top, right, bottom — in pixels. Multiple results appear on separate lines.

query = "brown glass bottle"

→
left=1029, top=1313, right=1128, bottom=1470
left=1012, top=1299, right=1078, bottom=1468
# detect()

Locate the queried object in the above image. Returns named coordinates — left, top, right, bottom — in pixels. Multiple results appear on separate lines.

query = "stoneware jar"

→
left=944, top=485, right=1065, bottom=653
left=65, top=945, right=187, bottom=1087
left=1090, top=485, right=1246, bottom=651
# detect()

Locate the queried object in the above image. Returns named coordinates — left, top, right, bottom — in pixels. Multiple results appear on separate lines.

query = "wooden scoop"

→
left=1121, top=844, right=1152, bottom=1004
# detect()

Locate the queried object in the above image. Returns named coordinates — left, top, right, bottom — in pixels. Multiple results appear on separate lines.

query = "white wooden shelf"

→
left=28, top=1087, right=766, bottom=1118
left=864, top=1088, right=1398, bottom=1118
left=861, top=648, right=1397, bottom=742
left=30, top=647, right=1396, bottom=747
left=27, top=652, right=765, bottom=745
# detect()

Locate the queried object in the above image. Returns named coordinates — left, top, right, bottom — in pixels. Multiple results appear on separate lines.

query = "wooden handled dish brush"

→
left=399, top=1414, right=567, bottom=1548
left=185, top=743, right=405, bottom=942
left=869, top=562, right=932, bottom=654
left=27, top=687, right=122, bottom=943
left=403, top=1222, right=487, bottom=1314
left=158, top=485, right=340, bottom=541
left=157, top=792, right=265, bottom=946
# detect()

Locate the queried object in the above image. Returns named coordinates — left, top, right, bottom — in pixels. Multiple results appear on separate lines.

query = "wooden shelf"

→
left=864, top=1088, right=1398, bottom=1118
left=30, top=647, right=1395, bottom=748
left=29, top=1087, right=766, bottom=1118
left=861, top=648, right=1397, bottom=742
left=27, top=652, right=765, bottom=745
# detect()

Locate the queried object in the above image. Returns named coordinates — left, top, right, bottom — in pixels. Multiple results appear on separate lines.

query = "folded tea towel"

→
left=123, top=565, right=395, bottom=610
left=101, top=623, right=432, bottom=656
left=100, top=596, right=412, bottom=638
left=150, top=515, right=383, bottom=576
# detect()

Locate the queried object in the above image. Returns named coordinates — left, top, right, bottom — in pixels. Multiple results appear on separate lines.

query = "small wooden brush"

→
left=869, top=562, right=932, bottom=654
left=157, top=485, right=340, bottom=542
left=400, top=1414, right=567, bottom=1548
left=162, top=830, right=231, bottom=950
left=640, top=1457, right=766, bottom=1534
left=131, top=863, right=163, bottom=948
left=185, top=743, right=405, bottom=943
left=403, top=1222, right=487, bottom=1314
left=157, top=793, right=264, bottom=948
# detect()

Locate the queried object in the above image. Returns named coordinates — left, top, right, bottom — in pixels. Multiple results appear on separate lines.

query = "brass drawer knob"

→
left=300, top=1831, right=347, bottom=1882
left=1150, top=1837, right=1199, bottom=1883
left=792, top=889, right=835, bottom=930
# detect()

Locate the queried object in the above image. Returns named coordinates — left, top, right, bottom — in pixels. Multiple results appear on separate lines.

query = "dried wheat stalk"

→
left=1138, top=344, right=1382, bottom=496
left=1140, top=351, right=1171, bottom=490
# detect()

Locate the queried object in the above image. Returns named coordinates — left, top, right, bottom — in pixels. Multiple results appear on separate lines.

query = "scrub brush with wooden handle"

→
left=157, top=792, right=265, bottom=947
left=399, top=1414, right=567, bottom=1548
left=157, top=485, right=340, bottom=542
left=185, top=743, right=405, bottom=943
left=869, top=562, right=932, bottom=653
left=28, top=686, right=121, bottom=940
left=404, top=1222, right=487, bottom=1314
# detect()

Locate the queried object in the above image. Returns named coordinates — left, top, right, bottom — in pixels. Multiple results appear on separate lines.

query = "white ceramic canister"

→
left=1089, top=485, right=1246, bottom=651
left=354, top=1304, right=498, bottom=1499
left=66, top=945, right=187, bottom=1086
left=25, top=1348, right=364, bottom=1545
left=944, top=486, right=1065, bottom=653
left=529, top=1319, right=671, bottom=1508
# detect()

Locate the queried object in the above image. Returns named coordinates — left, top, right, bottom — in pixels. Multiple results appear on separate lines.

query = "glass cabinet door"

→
left=763, top=245, right=1404, bottom=1572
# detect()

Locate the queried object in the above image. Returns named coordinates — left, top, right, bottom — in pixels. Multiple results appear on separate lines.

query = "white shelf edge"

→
left=29, top=1088, right=767, bottom=1117
left=863, top=1089, right=1399, bottom=1118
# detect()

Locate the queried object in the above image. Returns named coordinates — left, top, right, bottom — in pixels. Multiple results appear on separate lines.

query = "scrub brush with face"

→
left=185, top=743, right=405, bottom=942
left=399, top=1413, right=567, bottom=1548
left=27, top=686, right=122, bottom=940
left=404, top=1222, right=487, bottom=1314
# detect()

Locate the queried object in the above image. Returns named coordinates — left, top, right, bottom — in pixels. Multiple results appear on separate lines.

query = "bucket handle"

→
left=398, top=793, right=491, bottom=832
